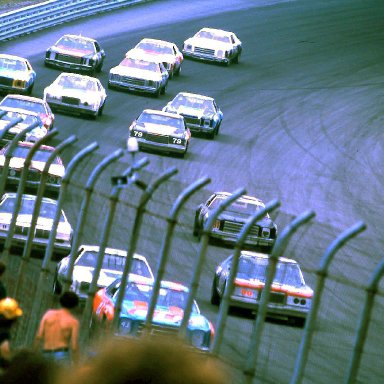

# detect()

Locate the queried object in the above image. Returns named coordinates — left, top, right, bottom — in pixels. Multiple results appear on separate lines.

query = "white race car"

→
left=182, top=27, right=242, bottom=66
left=0, top=193, right=73, bottom=258
left=43, top=72, right=107, bottom=119
left=53, top=245, right=154, bottom=300
left=108, top=54, right=169, bottom=97
left=127, top=38, right=183, bottom=78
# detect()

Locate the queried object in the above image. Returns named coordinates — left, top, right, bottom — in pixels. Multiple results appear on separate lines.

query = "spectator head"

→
left=58, top=336, right=231, bottom=384
left=59, top=292, right=79, bottom=310
left=0, top=297, right=22, bottom=320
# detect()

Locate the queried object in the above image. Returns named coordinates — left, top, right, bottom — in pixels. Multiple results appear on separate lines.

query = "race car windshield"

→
left=11, top=146, right=61, bottom=164
left=0, top=98, right=46, bottom=114
left=0, top=58, right=27, bottom=71
left=195, top=31, right=231, bottom=43
left=56, top=37, right=94, bottom=54
left=138, top=112, right=185, bottom=131
left=237, top=257, right=304, bottom=287
left=57, top=76, right=96, bottom=91
left=120, top=58, right=159, bottom=72
left=137, top=42, right=173, bottom=55
left=211, top=196, right=266, bottom=216
left=75, top=251, right=152, bottom=278
left=1, top=111, right=40, bottom=126
left=171, top=95, right=214, bottom=113
left=122, top=283, right=198, bottom=313
left=0, top=197, right=65, bottom=221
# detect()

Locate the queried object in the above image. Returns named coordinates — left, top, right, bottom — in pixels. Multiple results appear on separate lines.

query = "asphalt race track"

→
left=2, top=0, right=384, bottom=383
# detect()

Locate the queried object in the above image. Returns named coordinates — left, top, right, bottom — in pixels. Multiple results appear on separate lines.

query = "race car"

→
left=0, top=54, right=36, bottom=95
left=163, top=92, right=223, bottom=139
left=92, top=276, right=215, bottom=351
left=193, top=191, right=277, bottom=250
left=53, top=245, right=154, bottom=299
left=182, top=27, right=242, bottom=66
left=127, top=38, right=183, bottom=78
left=43, top=72, right=107, bottom=118
left=0, top=94, right=55, bottom=131
left=128, top=109, right=191, bottom=157
left=0, top=141, right=65, bottom=197
left=108, top=54, right=169, bottom=96
left=45, top=34, right=106, bottom=74
left=211, top=251, right=313, bottom=326
left=0, top=108, right=48, bottom=146
left=0, top=193, right=73, bottom=258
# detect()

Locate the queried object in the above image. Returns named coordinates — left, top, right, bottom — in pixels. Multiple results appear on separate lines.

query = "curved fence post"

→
left=178, top=187, right=246, bottom=340
left=13, top=134, right=76, bottom=298
left=144, top=177, right=211, bottom=330
left=2, top=129, right=58, bottom=265
left=42, top=142, right=99, bottom=265
left=112, top=166, right=178, bottom=333
left=62, top=148, right=125, bottom=293
left=20, top=135, right=77, bottom=345
left=211, top=199, right=281, bottom=355
left=81, top=157, right=149, bottom=344
left=290, top=221, right=366, bottom=384
left=345, top=257, right=384, bottom=384
left=244, top=210, right=316, bottom=384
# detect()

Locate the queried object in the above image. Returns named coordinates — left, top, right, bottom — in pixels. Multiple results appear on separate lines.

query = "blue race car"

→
left=92, top=276, right=215, bottom=351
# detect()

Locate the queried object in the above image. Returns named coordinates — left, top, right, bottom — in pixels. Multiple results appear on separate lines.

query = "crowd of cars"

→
left=0, top=24, right=314, bottom=349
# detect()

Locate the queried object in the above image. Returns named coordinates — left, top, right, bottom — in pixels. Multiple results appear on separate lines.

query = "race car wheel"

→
left=210, top=278, right=221, bottom=305
left=26, top=83, right=34, bottom=95
left=175, top=65, right=181, bottom=77
left=233, top=51, right=241, bottom=64
left=161, top=82, right=167, bottom=95
left=52, top=271, right=62, bottom=295
left=96, top=59, right=103, bottom=73
left=98, top=102, right=105, bottom=116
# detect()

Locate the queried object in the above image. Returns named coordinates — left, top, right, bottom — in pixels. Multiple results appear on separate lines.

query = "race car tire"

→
left=210, top=278, right=221, bottom=305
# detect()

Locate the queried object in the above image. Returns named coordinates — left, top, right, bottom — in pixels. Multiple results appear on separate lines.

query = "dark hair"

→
left=0, top=261, right=6, bottom=276
left=59, top=292, right=79, bottom=309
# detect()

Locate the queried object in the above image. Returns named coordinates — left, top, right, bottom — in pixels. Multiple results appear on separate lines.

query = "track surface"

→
left=2, top=0, right=384, bottom=383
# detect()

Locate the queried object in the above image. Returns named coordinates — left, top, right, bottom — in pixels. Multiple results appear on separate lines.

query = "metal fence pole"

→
left=178, top=187, right=246, bottom=340
left=290, top=221, right=366, bottom=384
left=211, top=199, right=281, bottom=355
left=21, top=135, right=77, bottom=345
left=2, top=129, right=58, bottom=266
left=61, top=149, right=125, bottom=292
left=13, top=135, right=76, bottom=298
left=42, top=142, right=99, bottom=264
left=244, top=210, right=316, bottom=384
left=144, top=177, right=211, bottom=330
left=81, top=157, right=149, bottom=345
left=112, top=167, right=178, bottom=333
left=345, top=257, right=384, bottom=384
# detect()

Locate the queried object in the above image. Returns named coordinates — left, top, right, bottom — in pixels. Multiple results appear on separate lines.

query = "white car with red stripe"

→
left=211, top=251, right=313, bottom=326
left=0, top=94, right=55, bottom=131
left=127, top=38, right=183, bottom=78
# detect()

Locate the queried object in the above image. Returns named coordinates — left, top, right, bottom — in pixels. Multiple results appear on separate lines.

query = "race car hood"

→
left=0, top=157, right=65, bottom=177
left=216, top=211, right=274, bottom=227
left=49, top=46, right=94, bottom=58
left=110, top=65, right=162, bottom=81
left=0, top=212, right=63, bottom=228
left=121, top=302, right=207, bottom=328
left=136, top=51, right=176, bottom=64
left=0, top=120, right=43, bottom=134
left=185, top=37, right=230, bottom=51
left=173, top=105, right=206, bottom=119
left=72, top=266, right=122, bottom=287
left=137, top=122, right=180, bottom=136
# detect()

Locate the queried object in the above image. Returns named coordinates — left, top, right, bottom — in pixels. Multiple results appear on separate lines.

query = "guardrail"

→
left=0, top=0, right=152, bottom=41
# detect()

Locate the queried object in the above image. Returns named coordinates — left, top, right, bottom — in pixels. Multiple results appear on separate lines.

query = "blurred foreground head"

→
left=60, top=335, right=231, bottom=384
